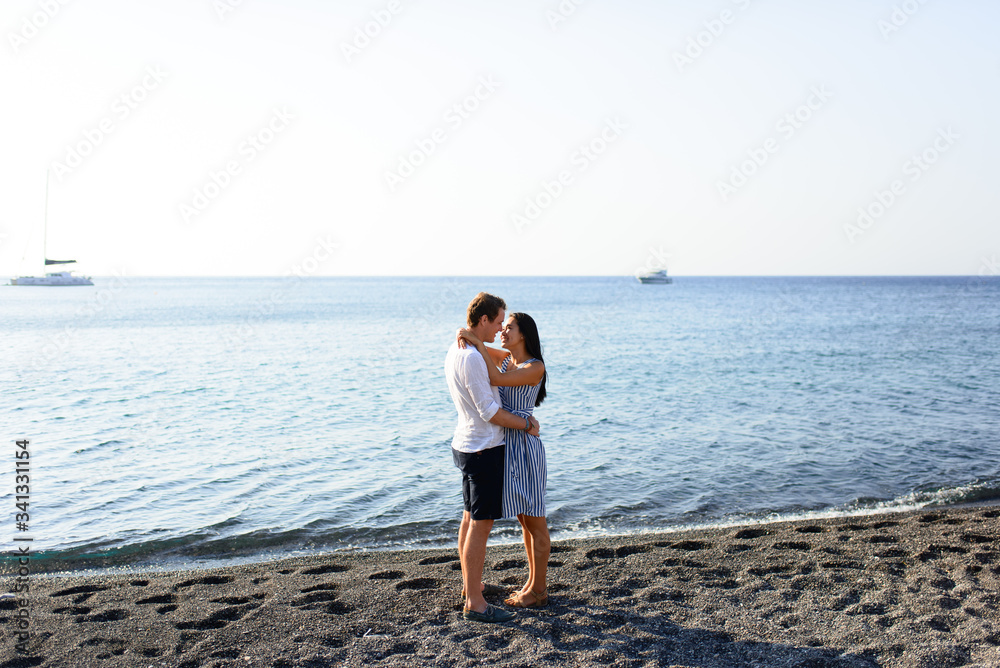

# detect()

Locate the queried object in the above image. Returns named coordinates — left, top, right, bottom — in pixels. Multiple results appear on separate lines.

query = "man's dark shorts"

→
left=452, top=445, right=506, bottom=521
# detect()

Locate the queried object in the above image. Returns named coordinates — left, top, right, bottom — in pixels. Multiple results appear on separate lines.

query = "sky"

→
left=2, top=0, right=998, bottom=277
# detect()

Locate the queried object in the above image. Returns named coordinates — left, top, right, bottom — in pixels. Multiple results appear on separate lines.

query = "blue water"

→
left=2, top=276, right=999, bottom=572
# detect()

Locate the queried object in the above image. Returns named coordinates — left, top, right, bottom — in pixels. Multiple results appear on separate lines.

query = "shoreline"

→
left=24, top=499, right=1000, bottom=580
left=3, top=505, right=998, bottom=667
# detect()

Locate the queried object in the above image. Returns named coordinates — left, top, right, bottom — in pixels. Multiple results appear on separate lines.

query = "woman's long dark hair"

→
left=512, top=312, right=547, bottom=406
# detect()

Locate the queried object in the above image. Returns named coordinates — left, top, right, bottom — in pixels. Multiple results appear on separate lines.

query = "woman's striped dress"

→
left=499, top=356, right=546, bottom=518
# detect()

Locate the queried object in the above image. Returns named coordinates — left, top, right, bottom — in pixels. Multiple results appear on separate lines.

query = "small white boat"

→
left=637, top=269, right=672, bottom=284
left=10, top=171, right=93, bottom=287
left=11, top=271, right=93, bottom=286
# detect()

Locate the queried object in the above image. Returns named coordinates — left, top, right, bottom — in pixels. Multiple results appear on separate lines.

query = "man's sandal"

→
left=504, top=588, right=547, bottom=608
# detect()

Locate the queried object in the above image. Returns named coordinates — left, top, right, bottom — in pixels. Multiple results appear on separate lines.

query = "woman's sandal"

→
left=504, top=588, right=548, bottom=608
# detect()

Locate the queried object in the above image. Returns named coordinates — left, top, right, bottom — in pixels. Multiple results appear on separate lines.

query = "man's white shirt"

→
left=445, top=341, right=504, bottom=453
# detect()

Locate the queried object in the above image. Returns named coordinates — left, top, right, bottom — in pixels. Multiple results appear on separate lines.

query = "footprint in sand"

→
left=79, top=609, right=128, bottom=623
left=136, top=593, right=177, bottom=606
left=291, top=589, right=340, bottom=607
left=136, top=593, right=181, bottom=614
left=209, top=648, right=242, bottom=660
left=670, top=540, right=711, bottom=551
left=300, top=564, right=350, bottom=575
left=661, top=557, right=706, bottom=568
left=395, top=577, right=440, bottom=591
left=585, top=548, right=614, bottom=559
left=615, top=545, right=653, bottom=557
left=174, top=630, right=204, bottom=655
left=301, top=582, right=338, bottom=593
left=645, top=588, right=686, bottom=603
left=820, top=559, right=865, bottom=571
left=924, top=614, right=951, bottom=632
left=829, top=590, right=860, bottom=611
left=369, top=570, right=405, bottom=580
left=845, top=602, right=888, bottom=616
left=918, top=544, right=969, bottom=562
left=79, top=637, right=126, bottom=659
left=211, top=596, right=252, bottom=604
left=288, top=587, right=353, bottom=615
left=936, top=595, right=961, bottom=610
left=734, top=528, right=769, bottom=540
left=174, top=575, right=233, bottom=590
left=483, top=636, right=511, bottom=651
left=773, top=541, right=812, bottom=551
left=840, top=524, right=867, bottom=532
left=51, top=584, right=109, bottom=605
left=876, top=548, right=907, bottom=558
left=52, top=606, right=91, bottom=616
left=748, top=562, right=796, bottom=576
left=175, top=604, right=257, bottom=630
left=418, top=555, right=458, bottom=565
left=795, top=526, right=825, bottom=534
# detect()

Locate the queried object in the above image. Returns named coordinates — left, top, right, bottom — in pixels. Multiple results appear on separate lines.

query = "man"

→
left=445, top=292, right=539, bottom=623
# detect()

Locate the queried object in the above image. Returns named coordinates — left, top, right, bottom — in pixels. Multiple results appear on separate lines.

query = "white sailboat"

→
left=10, top=172, right=93, bottom=286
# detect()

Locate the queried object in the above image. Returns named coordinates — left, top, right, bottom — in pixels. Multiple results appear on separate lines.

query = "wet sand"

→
left=2, top=505, right=999, bottom=667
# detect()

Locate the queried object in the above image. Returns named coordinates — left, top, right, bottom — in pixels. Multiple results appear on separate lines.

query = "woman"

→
left=459, top=312, right=549, bottom=608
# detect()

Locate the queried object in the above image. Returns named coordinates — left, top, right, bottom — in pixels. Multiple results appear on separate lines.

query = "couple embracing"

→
left=444, top=292, right=549, bottom=623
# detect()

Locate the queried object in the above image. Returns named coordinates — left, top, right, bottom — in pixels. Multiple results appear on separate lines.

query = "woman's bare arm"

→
left=458, top=328, right=544, bottom=387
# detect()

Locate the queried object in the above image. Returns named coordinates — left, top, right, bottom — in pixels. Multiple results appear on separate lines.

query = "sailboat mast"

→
left=43, top=169, right=49, bottom=260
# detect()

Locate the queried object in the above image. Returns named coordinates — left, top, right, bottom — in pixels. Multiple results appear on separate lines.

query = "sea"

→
left=3, top=276, right=999, bottom=575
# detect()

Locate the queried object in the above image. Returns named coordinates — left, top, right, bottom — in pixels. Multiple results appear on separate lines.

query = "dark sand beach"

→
left=3, top=505, right=999, bottom=667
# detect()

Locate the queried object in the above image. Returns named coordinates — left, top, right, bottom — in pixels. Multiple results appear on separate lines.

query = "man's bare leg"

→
left=461, top=517, right=494, bottom=613
left=458, top=511, right=487, bottom=596
left=458, top=510, right=470, bottom=588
